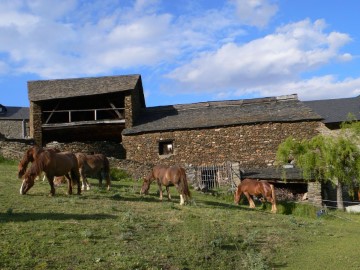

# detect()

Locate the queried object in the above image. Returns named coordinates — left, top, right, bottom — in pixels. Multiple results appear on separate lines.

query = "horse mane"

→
left=26, top=151, right=50, bottom=177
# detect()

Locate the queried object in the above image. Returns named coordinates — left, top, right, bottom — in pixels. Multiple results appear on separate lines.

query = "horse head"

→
left=140, top=177, right=152, bottom=195
left=18, top=146, right=41, bottom=178
left=20, top=171, right=36, bottom=195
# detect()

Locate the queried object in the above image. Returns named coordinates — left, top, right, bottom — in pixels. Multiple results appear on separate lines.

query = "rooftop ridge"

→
left=145, top=94, right=299, bottom=112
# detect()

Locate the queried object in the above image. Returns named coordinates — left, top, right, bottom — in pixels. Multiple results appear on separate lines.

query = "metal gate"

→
left=193, top=162, right=241, bottom=191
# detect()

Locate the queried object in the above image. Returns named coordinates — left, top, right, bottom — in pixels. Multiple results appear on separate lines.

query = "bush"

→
left=110, top=167, right=131, bottom=181
left=0, top=154, right=17, bottom=165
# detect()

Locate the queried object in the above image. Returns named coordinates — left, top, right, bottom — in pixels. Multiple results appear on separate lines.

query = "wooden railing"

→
left=43, top=107, right=125, bottom=124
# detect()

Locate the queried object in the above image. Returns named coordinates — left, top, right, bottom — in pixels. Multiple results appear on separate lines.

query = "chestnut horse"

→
left=75, top=153, right=111, bottom=191
left=234, top=179, right=277, bottom=213
left=140, top=165, right=191, bottom=205
left=20, top=150, right=81, bottom=196
left=18, top=145, right=60, bottom=179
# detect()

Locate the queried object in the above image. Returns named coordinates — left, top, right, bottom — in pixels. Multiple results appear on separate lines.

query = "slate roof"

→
left=123, top=94, right=323, bottom=135
left=304, top=96, right=360, bottom=124
left=28, top=74, right=142, bottom=102
left=0, top=105, right=29, bottom=120
left=243, top=167, right=304, bottom=181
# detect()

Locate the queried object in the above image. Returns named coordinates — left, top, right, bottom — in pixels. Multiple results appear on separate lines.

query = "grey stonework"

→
left=307, top=181, right=322, bottom=207
left=0, top=120, right=29, bottom=139
left=122, top=121, right=321, bottom=168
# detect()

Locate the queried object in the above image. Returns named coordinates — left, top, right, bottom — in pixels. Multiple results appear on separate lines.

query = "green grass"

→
left=1, top=160, right=360, bottom=269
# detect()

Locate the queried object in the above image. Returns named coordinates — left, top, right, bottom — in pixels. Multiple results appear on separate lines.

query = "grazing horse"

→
left=18, top=145, right=60, bottom=179
left=140, top=165, right=191, bottom=205
left=20, top=150, right=81, bottom=196
left=234, top=179, right=277, bottom=213
left=75, top=153, right=111, bottom=191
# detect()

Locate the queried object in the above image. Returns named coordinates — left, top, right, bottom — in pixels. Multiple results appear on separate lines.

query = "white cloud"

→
left=255, top=75, right=360, bottom=100
left=232, top=0, right=278, bottom=28
left=166, top=19, right=352, bottom=97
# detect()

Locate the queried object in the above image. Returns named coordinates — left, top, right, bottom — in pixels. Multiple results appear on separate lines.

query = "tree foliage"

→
left=276, top=134, right=360, bottom=189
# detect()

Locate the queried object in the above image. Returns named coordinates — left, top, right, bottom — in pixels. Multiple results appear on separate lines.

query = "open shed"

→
left=27, top=74, right=145, bottom=145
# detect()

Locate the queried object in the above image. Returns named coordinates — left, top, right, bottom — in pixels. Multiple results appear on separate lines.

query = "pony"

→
left=234, top=178, right=277, bottom=213
left=75, top=153, right=111, bottom=191
left=20, top=150, right=81, bottom=196
left=18, top=145, right=60, bottom=179
left=140, top=165, right=191, bottom=205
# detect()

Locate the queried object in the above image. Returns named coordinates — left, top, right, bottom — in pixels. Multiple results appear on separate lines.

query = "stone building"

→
left=122, top=94, right=322, bottom=168
left=0, top=104, right=29, bottom=139
left=22, top=74, right=360, bottom=206
left=27, top=74, right=145, bottom=146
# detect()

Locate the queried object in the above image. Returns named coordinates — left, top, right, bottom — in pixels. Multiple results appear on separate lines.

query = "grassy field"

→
left=0, top=159, right=359, bottom=270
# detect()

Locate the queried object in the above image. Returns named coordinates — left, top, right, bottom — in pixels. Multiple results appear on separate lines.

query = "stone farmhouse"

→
left=0, top=104, right=29, bottom=139
left=3, top=74, right=359, bottom=205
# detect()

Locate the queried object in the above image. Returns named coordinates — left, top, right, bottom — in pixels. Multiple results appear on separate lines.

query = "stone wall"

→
left=0, top=139, right=35, bottom=160
left=122, top=121, right=321, bottom=168
left=30, top=101, right=42, bottom=145
left=124, top=83, right=143, bottom=129
left=307, top=181, right=322, bottom=207
left=0, top=120, right=29, bottom=139
left=0, top=138, right=149, bottom=182
left=45, top=141, right=126, bottom=160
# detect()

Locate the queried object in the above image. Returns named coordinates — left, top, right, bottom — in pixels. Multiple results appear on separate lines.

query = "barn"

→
left=27, top=74, right=145, bottom=146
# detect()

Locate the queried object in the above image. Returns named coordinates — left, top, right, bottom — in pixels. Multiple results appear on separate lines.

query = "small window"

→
left=159, top=140, right=174, bottom=155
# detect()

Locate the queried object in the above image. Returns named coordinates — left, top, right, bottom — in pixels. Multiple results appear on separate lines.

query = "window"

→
left=159, top=140, right=174, bottom=155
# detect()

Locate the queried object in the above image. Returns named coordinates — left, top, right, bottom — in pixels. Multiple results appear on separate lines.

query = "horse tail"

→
left=102, top=156, right=111, bottom=189
left=103, top=156, right=110, bottom=176
left=70, top=155, right=81, bottom=186
left=71, top=167, right=81, bottom=186
left=179, top=168, right=191, bottom=199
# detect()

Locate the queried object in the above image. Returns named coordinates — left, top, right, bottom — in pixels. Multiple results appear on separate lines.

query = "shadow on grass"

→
left=199, top=200, right=241, bottom=210
left=0, top=212, right=117, bottom=223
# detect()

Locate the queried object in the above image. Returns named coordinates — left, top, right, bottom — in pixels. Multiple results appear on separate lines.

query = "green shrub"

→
left=110, top=167, right=130, bottom=181
left=0, top=154, right=17, bottom=165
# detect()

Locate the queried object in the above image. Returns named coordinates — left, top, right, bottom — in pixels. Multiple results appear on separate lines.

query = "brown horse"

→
left=20, top=150, right=81, bottom=196
left=140, top=165, right=191, bottom=205
left=18, top=145, right=60, bottom=179
left=234, top=178, right=277, bottom=213
left=75, top=153, right=111, bottom=191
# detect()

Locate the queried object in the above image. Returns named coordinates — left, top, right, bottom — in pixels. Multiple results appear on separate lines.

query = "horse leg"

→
left=97, top=172, right=103, bottom=188
left=269, top=184, right=277, bottom=213
left=179, top=194, right=185, bottom=205
left=80, top=169, right=89, bottom=190
left=166, top=186, right=171, bottom=201
left=64, top=173, right=73, bottom=195
left=104, top=172, right=111, bottom=191
left=46, top=173, right=56, bottom=196
left=244, top=192, right=256, bottom=208
left=158, top=182, right=163, bottom=201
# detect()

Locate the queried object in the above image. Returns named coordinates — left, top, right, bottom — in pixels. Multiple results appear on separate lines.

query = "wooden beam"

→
left=44, top=102, right=60, bottom=124
left=108, top=100, right=123, bottom=118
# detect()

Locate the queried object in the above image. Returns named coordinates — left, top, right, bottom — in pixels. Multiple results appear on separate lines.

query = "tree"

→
left=276, top=133, right=360, bottom=210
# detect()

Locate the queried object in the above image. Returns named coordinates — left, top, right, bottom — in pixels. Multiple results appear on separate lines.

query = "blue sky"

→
left=0, top=0, right=359, bottom=108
